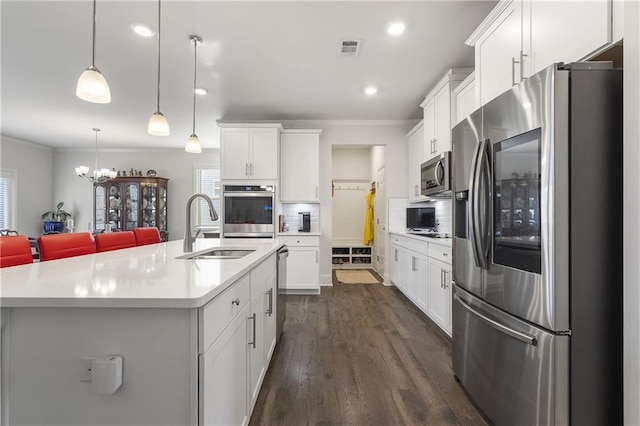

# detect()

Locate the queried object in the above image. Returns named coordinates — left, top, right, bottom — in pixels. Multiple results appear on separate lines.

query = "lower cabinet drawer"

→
left=428, top=244, right=452, bottom=263
left=390, top=234, right=407, bottom=248
left=278, top=236, right=319, bottom=247
left=199, top=273, right=251, bottom=354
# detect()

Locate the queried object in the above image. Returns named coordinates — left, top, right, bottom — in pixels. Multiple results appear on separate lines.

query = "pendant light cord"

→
left=91, top=0, right=97, bottom=67
left=192, top=38, right=197, bottom=134
left=156, top=0, right=161, bottom=112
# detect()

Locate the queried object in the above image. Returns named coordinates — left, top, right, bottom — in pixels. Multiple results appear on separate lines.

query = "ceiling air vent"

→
left=338, top=39, right=361, bottom=57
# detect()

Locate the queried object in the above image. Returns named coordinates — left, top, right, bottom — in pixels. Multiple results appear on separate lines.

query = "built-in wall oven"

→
left=222, top=185, right=275, bottom=238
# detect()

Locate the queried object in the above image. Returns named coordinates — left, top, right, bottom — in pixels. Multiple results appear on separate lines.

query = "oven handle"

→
left=454, top=294, right=537, bottom=346
left=223, top=192, right=274, bottom=197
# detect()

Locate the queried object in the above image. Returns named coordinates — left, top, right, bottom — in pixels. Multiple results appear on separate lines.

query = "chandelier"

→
left=75, top=128, right=117, bottom=183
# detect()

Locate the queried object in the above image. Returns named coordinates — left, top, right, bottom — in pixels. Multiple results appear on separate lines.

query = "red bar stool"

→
left=37, top=232, right=96, bottom=261
left=95, top=231, right=136, bottom=253
left=0, top=235, right=34, bottom=267
left=133, top=227, right=161, bottom=246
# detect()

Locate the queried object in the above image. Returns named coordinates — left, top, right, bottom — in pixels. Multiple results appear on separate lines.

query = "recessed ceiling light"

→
left=365, top=86, right=378, bottom=96
left=194, top=88, right=208, bottom=95
left=131, top=24, right=155, bottom=37
left=387, top=22, right=406, bottom=36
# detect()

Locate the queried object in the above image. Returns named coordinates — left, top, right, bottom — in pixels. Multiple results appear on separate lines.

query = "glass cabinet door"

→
left=108, top=182, right=122, bottom=231
left=94, top=185, right=107, bottom=231
left=159, top=184, right=167, bottom=232
left=142, top=183, right=157, bottom=228
left=124, top=183, right=139, bottom=230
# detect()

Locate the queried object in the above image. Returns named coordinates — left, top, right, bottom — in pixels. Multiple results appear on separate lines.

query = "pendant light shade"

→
left=185, top=35, right=203, bottom=154
left=148, top=111, right=170, bottom=136
left=76, top=0, right=111, bottom=104
left=148, top=0, right=170, bottom=136
left=185, top=134, right=202, bottom=153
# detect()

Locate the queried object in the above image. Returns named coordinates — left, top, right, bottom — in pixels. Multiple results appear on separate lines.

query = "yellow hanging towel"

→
left=363, top=191, right=374, bottom=245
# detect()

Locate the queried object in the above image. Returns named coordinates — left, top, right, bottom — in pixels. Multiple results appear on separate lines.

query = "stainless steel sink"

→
left=178, top=248, right=256, bottom=260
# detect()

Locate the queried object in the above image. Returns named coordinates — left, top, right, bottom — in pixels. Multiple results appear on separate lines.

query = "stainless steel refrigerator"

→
left=451, top=63, right=622, bottom=425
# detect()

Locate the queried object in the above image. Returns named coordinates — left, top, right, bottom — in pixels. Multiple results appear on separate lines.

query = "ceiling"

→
left=1, top=1, right=496, bottom=150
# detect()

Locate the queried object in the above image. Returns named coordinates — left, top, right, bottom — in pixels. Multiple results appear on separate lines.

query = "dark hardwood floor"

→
left=250, top=272, right=489, bottom=425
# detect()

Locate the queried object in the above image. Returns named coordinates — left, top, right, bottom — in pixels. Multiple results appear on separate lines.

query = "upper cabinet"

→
left=219, top=124, right=281, bottom=180
left=453, top=72, right=477, bottom=126
left=280, top=130, right=321, bottom=203
left=421, top=68, right=473, bottom=159
left=468, top=0, right=616, bottom=106
left=407, top=121, right=425, bottom=202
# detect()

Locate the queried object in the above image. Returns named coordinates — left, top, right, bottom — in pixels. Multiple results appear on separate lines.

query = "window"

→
left=194, top=167, right=221, bottom=228
left=0, top=169, right=17, bottom=230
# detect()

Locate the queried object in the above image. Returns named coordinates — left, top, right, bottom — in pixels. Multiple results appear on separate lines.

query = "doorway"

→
left=331, top=145, right=386, bottom=278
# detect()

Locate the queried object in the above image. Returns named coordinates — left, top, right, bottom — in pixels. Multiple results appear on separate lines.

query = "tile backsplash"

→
left=388, top=198, right=452, bottom=235
left=279, top=204, right=320, bottom=233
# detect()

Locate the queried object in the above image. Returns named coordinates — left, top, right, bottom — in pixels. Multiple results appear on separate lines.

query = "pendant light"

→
left=75, top=128, right=117, bottom=183
left=76, top=0, right=111, bottom=104
left=185, top=35, right=202, bottom=154
left=147, top=0, right=170, bottom=136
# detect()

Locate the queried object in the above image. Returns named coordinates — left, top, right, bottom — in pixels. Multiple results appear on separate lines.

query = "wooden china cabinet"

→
left=94, top=177, right=169, bottom=241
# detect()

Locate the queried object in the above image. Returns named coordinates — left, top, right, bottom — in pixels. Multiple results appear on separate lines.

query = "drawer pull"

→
left=231, top=298, right=240, bottom=306
left=443, top=252, right=448, bottom=257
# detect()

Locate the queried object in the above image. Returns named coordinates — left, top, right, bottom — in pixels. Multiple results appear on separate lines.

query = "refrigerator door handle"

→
left=454, top=294, right=537, bottom=346
left=478, top=139, right=492, bottom=265
left=470, top=139, right=490, bottom=270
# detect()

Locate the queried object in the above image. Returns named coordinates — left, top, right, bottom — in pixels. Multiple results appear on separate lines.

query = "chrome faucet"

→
left=184, top=193, right=218, bottom=252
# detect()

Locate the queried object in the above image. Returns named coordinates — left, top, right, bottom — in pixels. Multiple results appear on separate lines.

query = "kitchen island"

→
left=0, top=238, right=284, bottom=426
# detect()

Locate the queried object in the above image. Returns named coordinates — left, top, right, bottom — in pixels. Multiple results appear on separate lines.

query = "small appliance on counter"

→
left=298, top=212, right=311, bottom=232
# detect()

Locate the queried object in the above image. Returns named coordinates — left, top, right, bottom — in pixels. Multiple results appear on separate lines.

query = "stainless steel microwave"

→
left=421, top=152, right=451, bottom=197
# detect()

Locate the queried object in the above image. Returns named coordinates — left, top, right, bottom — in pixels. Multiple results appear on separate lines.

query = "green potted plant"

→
left=41, top=201, right=72, bottom=234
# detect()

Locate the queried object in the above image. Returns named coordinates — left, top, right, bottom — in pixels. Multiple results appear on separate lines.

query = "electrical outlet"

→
left=80, top=356, right=100, bottom=382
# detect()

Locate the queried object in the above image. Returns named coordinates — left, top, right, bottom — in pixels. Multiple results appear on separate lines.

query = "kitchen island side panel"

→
left=2, top=307, right=197, bottom=426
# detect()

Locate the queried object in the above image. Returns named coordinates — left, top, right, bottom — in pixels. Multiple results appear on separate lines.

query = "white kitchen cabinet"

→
left=220, top=125, right=281, bottom=180
left=280, top=130, right=321, bottom=202
left=453, top=72, right=477, bottom=126
left=264, top=271, right=277, bottom=362
left=248, top=288, right=266, bottom=412
left=407, top=251, right=427, bottom=310
left=421, top=68, right=473, bottom=159
left=280, top=236, right=319, bottom=293
left=390, top=244, right=407, bottom=293
left=427, top=257, right=452, bottom=335
left=406, top=121, right=425, bottom=202
left=199, top=303, right=249, bottom=426
left=468, top=0, right=613, bottom=106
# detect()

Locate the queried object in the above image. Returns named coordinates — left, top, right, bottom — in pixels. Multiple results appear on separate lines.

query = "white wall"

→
left=332, top=147, right=371, bottom=180
left=285, top=120, right=413, bottom=285
left=370, top=145, right=385, bottom=183
left=52, top=149, right=220, bottom=241
left=624, top=1, right=640, bottom=423
left=0, top=136, right=54, bottom=236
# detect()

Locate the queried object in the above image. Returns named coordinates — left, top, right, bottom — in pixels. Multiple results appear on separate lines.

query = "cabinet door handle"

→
left=248, top=313, right=256, bottom=348
left=441, top=269, right=444, bottom=288
left=266, top=288, right=273, bottom=316
left=519, top=50, right=528, bottom=82
left=432, top=139, right=437, bottom=154
left=316, top=250, right=318, bottom=263
left=412, top=256, right=416, bottom=272
left=232, top=298, right=240, bottom=306
left=245, top=163, right=249, bottom=177
left=415, top=184, right=419, bottom=197
left=250, top=163, right=254, bottom=177
left=443, top=270, right=449, bottom=289
left=512, top=56, right=519, bottom=86
left=394, top=249, right=398, bottom=261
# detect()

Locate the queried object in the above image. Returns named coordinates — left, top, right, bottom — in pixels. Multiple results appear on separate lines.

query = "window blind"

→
left=194, top=167, right=220, bottom=227
left=0, top=169, right=16, bottom=230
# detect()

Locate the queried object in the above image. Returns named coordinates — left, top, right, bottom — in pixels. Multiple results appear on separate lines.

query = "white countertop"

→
left=277, top=231, right=322, bottom=236
left=389, top=230, right=452, bottom=247
left=0, top=239, right=284, bottom=309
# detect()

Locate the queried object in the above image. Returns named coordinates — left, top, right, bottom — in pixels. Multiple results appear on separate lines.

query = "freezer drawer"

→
left=452, top=285, right=568, bottom=426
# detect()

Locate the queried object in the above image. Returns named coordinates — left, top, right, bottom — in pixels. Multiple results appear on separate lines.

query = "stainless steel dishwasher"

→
left=276, top=246, right=288, bottom=343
